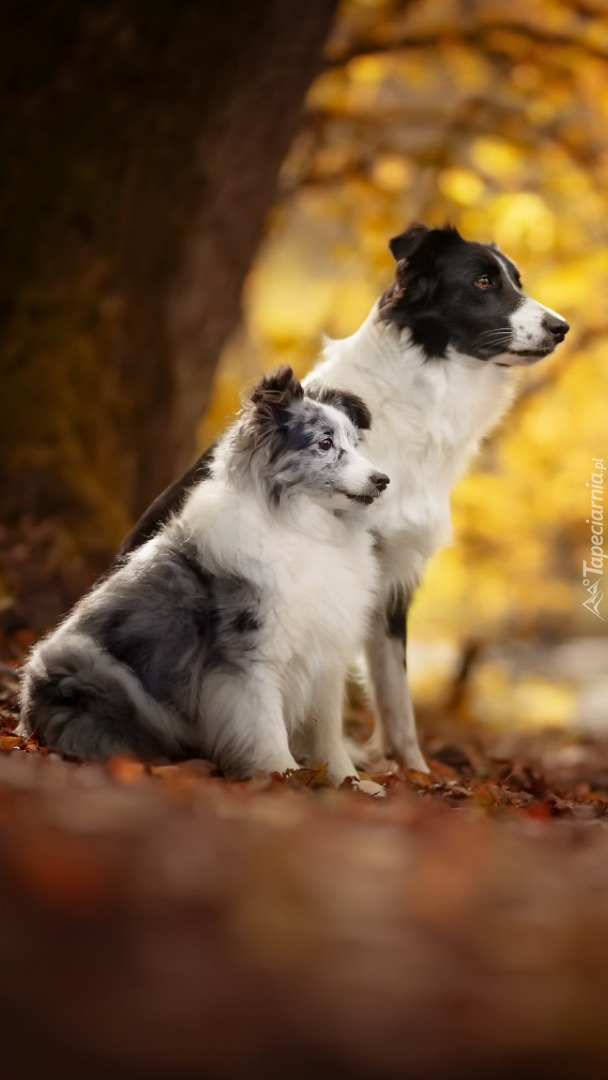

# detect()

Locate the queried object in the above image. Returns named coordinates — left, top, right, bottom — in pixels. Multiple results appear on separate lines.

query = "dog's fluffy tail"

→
left=20, top=634, right=188, bottom=762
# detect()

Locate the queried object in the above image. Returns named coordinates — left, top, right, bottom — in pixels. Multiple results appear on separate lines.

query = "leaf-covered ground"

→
left=2, top=641, right=608, bottom=1080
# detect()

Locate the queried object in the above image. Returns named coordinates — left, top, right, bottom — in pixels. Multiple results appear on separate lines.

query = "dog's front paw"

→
left=355, top=778, right=386, bottom=797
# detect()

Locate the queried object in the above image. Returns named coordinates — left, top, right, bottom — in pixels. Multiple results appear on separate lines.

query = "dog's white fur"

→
left=307, top=302, right=545, bottom=770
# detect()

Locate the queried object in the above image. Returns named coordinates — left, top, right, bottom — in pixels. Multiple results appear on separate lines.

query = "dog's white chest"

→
left=310, top=317, right=514, bottom=590
left=262, top=525, right=377, bottom=723
left=271, top=529, right=375, bottom=648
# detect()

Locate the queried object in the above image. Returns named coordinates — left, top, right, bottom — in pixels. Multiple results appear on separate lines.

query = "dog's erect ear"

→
left=384, top=223, right=464, bottom=314
left=388, top=224, right=431, bottom=262
left=307, top=386, right=371, bottom=431
left=250, top=366, right=304, bottom=413
left=380, top=224, right=462, bottom=355
left=388, top=223, right=463, bottom=263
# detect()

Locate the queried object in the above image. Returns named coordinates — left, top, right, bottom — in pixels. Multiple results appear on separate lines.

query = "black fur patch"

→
left=385, top=591, right=411, bottom=668
left=233, top=609, right=261, bottom=634
left=385, top=590, right=407, bottom=640
left=272, top=415, right=317, bottom=459
left=306, top=386, right=372, bottom=431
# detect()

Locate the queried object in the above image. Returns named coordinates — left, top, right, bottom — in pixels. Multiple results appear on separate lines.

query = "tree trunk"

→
left=0, top=0, right=337, bottom=625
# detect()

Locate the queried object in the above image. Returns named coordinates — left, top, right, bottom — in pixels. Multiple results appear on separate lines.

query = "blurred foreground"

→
left=3, top=669, right=608, bottom=1079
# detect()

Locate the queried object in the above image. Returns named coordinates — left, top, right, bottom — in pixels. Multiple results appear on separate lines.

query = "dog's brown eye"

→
left=318, top=436, right=334, bottom=451
left=475, top=275, right=493, bottom=289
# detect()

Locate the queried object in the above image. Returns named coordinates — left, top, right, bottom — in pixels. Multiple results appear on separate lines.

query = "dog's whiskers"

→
left=476, top=329, right=512, bottom=342
left=475, top=330, right=512, bottom=351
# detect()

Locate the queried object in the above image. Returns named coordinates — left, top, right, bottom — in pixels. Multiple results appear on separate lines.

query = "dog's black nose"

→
left=371, top=472, right=390, bottom=493
left=543, top=314, right=569, bottom=342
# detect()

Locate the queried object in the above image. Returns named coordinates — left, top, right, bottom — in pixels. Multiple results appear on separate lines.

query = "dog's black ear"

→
left=250, top=366, right=304, bottom=413
left=383, top=223, right=465, bottom=314
left=386, top=225, right=438, bottom=311
left=381, top=224, right=461, bottom=356
left=388, top=223, right=431, bottom=262
left=389, top=223, right=463, bottom=263
left=307, top=386, right=371, bottom=431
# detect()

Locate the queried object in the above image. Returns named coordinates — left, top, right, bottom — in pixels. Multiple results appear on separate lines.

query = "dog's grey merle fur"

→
left=20, top=367, right=388, bottom=785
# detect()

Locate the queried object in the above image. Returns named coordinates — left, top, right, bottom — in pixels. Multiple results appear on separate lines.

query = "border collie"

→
left=20, top=368, right=389, bottom=789
left=116, top=224, right=570, bottom=772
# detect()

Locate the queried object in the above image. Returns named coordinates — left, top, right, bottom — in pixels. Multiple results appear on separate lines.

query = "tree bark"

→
left=0, top=0, right=337, bottom=622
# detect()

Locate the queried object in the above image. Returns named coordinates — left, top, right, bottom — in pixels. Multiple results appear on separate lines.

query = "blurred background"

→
left=1, top=0, right=607, bottom=732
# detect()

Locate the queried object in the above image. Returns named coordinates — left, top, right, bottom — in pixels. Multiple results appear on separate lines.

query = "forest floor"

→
left=2, top=632, right=608, bottom=1080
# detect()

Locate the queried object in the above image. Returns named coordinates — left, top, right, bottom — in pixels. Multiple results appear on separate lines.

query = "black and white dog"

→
left=20, top=368, right=389, bottom=788
left=117, top=224, right=570, bottom=772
